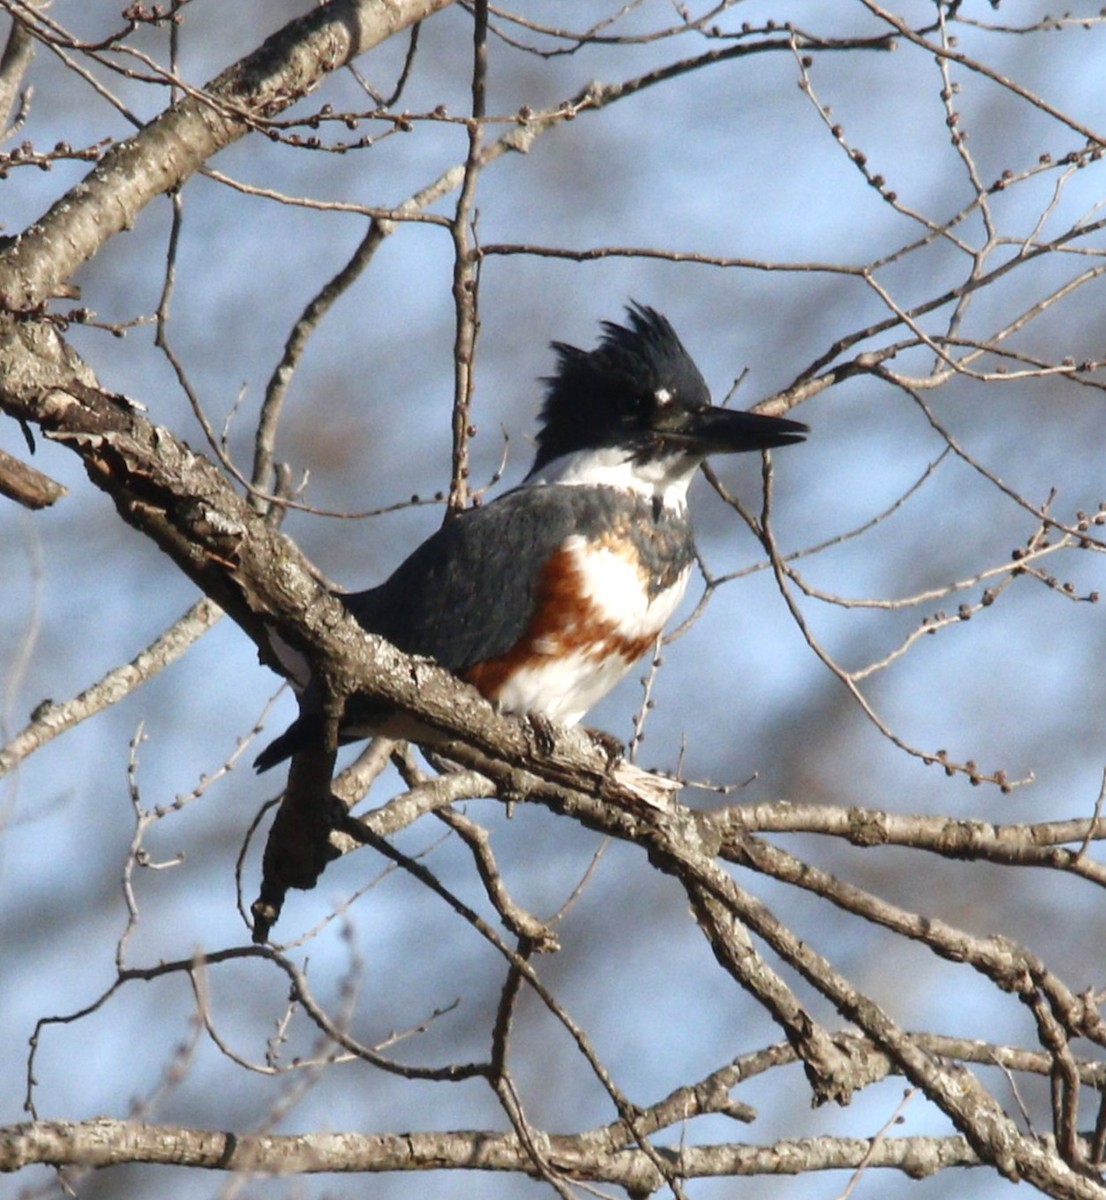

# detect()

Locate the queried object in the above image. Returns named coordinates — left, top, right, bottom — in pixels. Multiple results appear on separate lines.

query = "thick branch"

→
left=709, top=801, right=1106, bottom=884
left=0, top=1117, right=980, bottom=1183
left=0, top=318, right=677, bottom=815
left=0, top=445, right=65, bottom=507
left=0, top=0, right=453, bottom=311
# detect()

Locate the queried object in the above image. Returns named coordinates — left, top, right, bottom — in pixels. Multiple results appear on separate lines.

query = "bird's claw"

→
left=586, top=727, right=625, bottom=771
left=526, top=711, right=558, bottom=757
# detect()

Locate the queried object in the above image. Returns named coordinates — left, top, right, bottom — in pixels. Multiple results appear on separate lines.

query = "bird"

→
left=254, top=303, right=807, bottom=774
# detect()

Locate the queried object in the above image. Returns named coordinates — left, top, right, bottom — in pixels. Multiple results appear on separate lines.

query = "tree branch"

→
left=0, top=320, right=679, bottom=817
left=0, top=1, right=40, bottom=140
left=0, top=597, right=221, bottom=775
left=0, top=445, right=65, bottom=507
left=0, top=0, right=454, bottom=312
left=0, top=1116, right=984, bottom=1183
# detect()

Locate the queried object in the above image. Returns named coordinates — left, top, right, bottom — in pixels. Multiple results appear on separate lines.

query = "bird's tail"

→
left=253, top=713, right=323, bottom=773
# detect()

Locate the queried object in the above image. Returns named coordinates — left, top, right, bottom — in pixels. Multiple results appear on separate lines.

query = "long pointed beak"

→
left=671, top=407, right=808, bottom=456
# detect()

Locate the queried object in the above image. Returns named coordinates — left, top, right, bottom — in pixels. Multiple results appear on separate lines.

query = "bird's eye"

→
left=654, top=387, right=674, bottom=407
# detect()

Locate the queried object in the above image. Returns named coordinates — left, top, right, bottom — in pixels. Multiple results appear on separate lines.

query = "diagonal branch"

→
left=0, top=596, right=221, bottom=775
left=0, top=319, right=678, bottom=818
left=0, top=0, right=454, bottom=311
left=0, top=446, right=65, bottom=508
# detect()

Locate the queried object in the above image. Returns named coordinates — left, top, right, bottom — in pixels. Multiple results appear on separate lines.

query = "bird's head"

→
left=526, top=303, right=807, bottom=501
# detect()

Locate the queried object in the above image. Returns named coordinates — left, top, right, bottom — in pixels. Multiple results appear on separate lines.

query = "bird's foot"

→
left=586, top=727, right=625, bottom=771
left=526, top=711, right=558, bottom=757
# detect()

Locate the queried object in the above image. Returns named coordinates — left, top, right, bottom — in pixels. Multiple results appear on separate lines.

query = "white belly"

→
left=494, top=537, right=691, bottom=724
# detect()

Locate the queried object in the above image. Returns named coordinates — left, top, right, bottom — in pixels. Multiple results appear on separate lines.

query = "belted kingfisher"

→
left=255, top=303, right=807, bottom=773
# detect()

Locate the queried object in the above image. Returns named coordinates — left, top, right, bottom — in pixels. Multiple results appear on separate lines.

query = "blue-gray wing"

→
left=255, top=484, right=691, bottom=773
left=340, top=484, right=598, bottom=669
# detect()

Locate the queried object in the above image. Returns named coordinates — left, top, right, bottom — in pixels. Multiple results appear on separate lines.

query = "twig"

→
left=0, top=598, right=223, bottom=776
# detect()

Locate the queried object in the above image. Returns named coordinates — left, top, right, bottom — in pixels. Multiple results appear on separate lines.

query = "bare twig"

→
left=0, top=597, right=223, bottom=776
